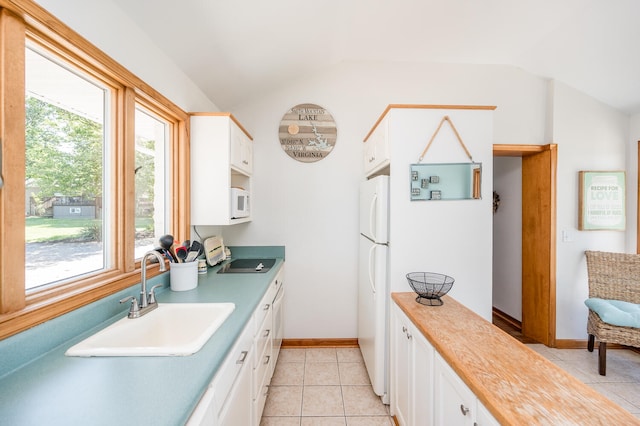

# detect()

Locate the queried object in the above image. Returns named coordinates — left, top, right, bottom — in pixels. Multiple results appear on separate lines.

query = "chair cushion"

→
left=585, top=298, right=640, bottom=328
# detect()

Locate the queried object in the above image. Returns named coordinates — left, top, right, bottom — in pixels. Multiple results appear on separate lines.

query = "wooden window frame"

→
left=0, top=1, right=190, bottom=340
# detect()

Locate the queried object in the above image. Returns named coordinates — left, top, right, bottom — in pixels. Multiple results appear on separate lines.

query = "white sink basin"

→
left=65, top=303, right=235, bottom=357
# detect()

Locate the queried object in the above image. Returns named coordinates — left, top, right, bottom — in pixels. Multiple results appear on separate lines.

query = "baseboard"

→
left=554, top=339, right=590, bottom=349
left=555, top=339, right=630, bottom=350
left=281, top=338, right=359, bottom=348
left=492, top=307, right=522, bottom=331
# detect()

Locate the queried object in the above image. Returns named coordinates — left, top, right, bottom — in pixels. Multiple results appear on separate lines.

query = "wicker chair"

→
left=585, top=250, right=640, bottom=375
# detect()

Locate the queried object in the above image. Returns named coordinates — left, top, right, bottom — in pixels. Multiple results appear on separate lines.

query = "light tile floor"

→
left=261, top=347, right=393, bottom=425
left=263, top=346, right=640, bottom=424
left=526, top=344, right=640, bottom=417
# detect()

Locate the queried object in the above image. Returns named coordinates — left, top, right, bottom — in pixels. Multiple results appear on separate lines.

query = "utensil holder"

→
left=170, top=261, right=198, bottom=291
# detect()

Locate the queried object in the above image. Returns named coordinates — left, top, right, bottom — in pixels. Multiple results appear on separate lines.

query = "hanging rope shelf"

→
left=411, top=115, right=482, bottom=201
left=417, top=115, right=475, bottom=163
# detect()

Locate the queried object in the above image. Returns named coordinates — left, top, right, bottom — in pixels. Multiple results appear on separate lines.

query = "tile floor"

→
left=261, top=347, right=393, bottom=425
left=526, top=344, right=640, bottom=418
left=262, top=345, right=640, bottom=424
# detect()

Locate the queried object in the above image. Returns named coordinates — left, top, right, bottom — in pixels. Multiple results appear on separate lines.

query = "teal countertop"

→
left=0, top=246, right=285, bottom=426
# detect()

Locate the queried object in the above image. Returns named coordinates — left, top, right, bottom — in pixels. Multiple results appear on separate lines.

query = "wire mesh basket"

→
left=406, top=272, right=454, bottom=306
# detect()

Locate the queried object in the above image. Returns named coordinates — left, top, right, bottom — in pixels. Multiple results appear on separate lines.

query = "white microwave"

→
left=230, top=187, right=250, bottom=219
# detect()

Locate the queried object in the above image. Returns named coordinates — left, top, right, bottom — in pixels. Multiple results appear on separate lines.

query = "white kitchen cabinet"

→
left=219, top=348, right=252, bottom=426
left=392, top=300, right=497, bottom=426
left=187, top=264, right=284, bottom=426
left=252, top=282, right=275, bottom=423
left=363, top=116, right=389, bottom=177
left=186, top=317, right=252, bottom=426
left=230, top=121, right=253, bottom=175
left=475, top=400, right=500, bottom=426
left=270, top=267, right=284, bottom=376
left=390, top=302, right=434, bottom=426
left=190, top=113, right=253, bottom=225
left=185, top=385, right=217, bottom=426
left=434, top=353, right=476, bottom=426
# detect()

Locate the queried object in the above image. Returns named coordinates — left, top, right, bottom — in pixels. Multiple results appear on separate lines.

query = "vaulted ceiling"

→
left=111, top=0, right=640, bottom=114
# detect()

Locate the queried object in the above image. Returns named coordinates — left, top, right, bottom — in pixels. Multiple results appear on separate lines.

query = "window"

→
left=25, top=46, right=109, bottom=290
left=0, top=3, right=190, bottom=340
left=134, top=106, right=169, bottom=259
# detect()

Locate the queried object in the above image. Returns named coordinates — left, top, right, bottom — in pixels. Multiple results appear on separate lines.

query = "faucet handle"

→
left=119, top=296, right=140, bottom=318
left=148, top=284, right=163, bottom=304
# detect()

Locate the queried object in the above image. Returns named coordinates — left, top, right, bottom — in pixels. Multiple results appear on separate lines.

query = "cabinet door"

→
left=230, top=122, right=252, bottom=175
left=363, top=117, right=389, bottom=177
left=475, top=400, right=500, bottom=426
left=186, top=386, right=218, bottom=426
left=219, top=349, right=253, bottom=426
left=391, top=304, right=411, bottom=426
left=412, top=326, right=434, bottom=426
left=434, top=354, right=475, bottom=426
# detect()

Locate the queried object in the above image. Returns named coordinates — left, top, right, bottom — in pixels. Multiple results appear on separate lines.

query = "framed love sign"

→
left=578, top=171, right=626, bottom=230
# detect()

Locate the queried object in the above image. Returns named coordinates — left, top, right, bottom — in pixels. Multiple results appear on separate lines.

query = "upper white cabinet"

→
left=190, top=113, right=253, bottom=225
left=363, top=116, right=389, bottom=177
left=230, top=120, right=253, bottom=175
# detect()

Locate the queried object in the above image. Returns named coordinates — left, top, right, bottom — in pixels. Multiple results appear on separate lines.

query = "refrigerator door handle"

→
left=368, top=244, right=376, bottom=295
left=369, top=193, right=378, bottom=241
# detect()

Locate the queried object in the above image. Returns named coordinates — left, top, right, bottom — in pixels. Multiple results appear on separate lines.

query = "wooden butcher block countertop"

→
left=392, top=292, right=640, bottom=425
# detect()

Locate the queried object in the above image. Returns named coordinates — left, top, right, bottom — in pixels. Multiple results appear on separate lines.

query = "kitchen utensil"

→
left=186, top=240, right=203, bottom=262
left=175, top=246, right=188, bottom=263
left=159, top=234, right=176, bottom=262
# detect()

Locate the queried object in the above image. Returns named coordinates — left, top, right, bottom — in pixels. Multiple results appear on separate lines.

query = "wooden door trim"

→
left=493, top=144, right=557, bottom=347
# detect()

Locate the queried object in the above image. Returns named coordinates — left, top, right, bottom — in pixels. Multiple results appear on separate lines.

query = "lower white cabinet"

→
left=186, top=319, right=252, bottom=426
left=434, top=354, right=476, bottom=426
left=476, top=400, right=500, bottom=426
left=187, top=265, right=285, bottom=426
left=219, top=348, right=253, bottom=426
left=390, top=302, right=434, bottom=426
left=391, top=301, right=500, bottom=426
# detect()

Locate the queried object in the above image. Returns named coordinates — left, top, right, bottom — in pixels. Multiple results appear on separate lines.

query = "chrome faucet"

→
left=119, top=250, right=167, bottom=318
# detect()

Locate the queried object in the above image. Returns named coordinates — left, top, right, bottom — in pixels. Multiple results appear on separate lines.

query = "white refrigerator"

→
left=358, top=175, right=390, bottom=401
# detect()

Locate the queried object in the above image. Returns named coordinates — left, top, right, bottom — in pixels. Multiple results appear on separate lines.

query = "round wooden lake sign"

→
left=278, top=103, right=337, bottom=162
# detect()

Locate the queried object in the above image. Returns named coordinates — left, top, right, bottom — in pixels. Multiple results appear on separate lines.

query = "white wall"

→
left=35, top=0, right=217, bottom=113
left=223, top=61, right=547, bottom=338
left=386, top=108, right=494, bottom=321
left=492, top=157, right=523, bottom=321
left=628, top=114, right=640, bottom=253
left=551, top=81, right=629, bottom=339
left=36, top=0, right=635, bottom=341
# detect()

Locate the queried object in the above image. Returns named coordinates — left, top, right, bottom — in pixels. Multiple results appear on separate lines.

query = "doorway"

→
left=493, top=144, right=557, bottom=347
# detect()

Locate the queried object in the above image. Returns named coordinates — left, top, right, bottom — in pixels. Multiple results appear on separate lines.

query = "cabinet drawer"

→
left=252, top=339, right=273, bottom=400
left=252, top=380, right=269, bottom=423
left=210, top=322, right=252, bottom=416
left=253, top=289, right=275, bottom=336
left=253, top=308, right=273, bottom=369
